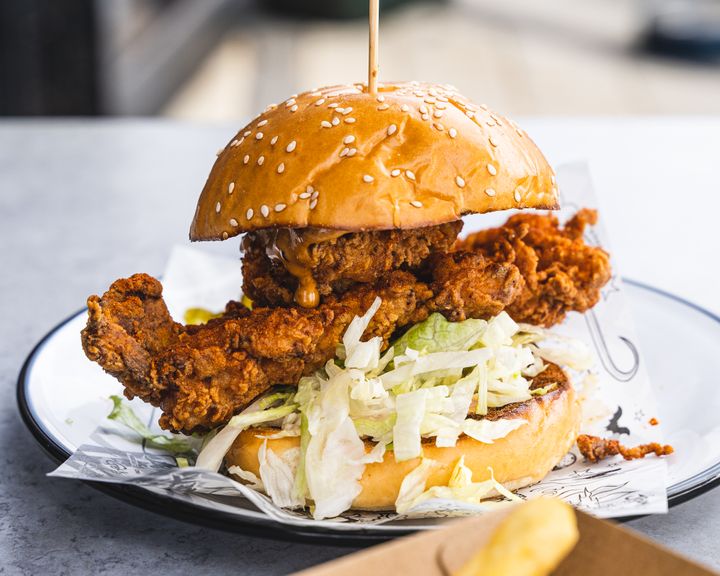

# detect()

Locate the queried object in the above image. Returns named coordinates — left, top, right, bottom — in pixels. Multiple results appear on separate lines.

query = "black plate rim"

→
left=16, top=278, right=720, bottom=544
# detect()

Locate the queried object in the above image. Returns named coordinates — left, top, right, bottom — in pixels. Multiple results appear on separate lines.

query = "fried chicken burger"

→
left=82, top=82, right=612, bottom=519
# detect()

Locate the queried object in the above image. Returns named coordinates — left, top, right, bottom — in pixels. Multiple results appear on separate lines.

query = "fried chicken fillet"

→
left=242, top=220, right=463, bottom=307
left=82, top=210, right=610, bottom=433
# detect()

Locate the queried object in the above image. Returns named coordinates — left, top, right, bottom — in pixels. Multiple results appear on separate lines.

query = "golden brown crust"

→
left=576, top=434, right=674, bottom=463
left=190, top=82, right=558, bottom=240
left=226, top=364, right=580, bottom=511
left=242, top=221, right=463, bottom=307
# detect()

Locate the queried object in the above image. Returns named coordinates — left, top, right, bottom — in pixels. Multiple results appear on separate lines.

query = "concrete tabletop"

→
left=2, top=119, right=719, bottom=575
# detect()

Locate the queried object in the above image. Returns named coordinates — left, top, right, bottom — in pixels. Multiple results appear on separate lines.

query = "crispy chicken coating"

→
left=458, top=209, right=611, bottom=327
left=577, top=434, right=674, bottom=463
left=242, top=220, right=463, bottom=307
left=83, top=257, right=519, bottom=433
left=82, top=211, right=611, bottom=433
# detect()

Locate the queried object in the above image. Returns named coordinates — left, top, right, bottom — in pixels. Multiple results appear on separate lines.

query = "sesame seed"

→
left=433, top=110, right=444, bottom=118
left=290, top=105, right=298, bottom=112
left=514, top=190, right=521, bottom=202
left=216, top=148, right=224, bottom=156
left=228, top=182, right=235, bottom=194
left=489, top=136, right=498, bottom=147
left=261, top=205, right=270, bottom=217
left=222, top=232, right=229, bottom=240
left=332, top=117, right=340, bottom=126
left=434, top=123, right=445, bottom=131
left=347, top=148, right=357, bottom=157
left=387, top=124, right=397, bottom=136
left=455, top=176, right=466, bottom=188
left=405, top=170, right=416, bottom=180
left=485, top=188, right=496, bottom=197
left=376, top=95, right=385, bottom=102
left=363, top=174, right=374, bottom=183
left=307, top=185, right=314, bottom=193
left=343, top=135, right=355, bottom=144
left=243, top=154, right=250, bottom=164
left=340, top=147, right=349, bottom=157
left=315, top=98, right=326, bottom=106
left=311, top=190, right=319, bottom=200
left=230, top=140, right=238, bottom=147
left=244, top=130, right=251, bottom=137
left=377, top=103, right=390, bottom=111
left=246, top=208, right=254, bottom=220
left=487, top=163, right=497, bottom=176
left=516, top=128, right=524, bottom=137
left=256, top=132, right=264, bottom=140
left=230, top=218, right=239, bottom=227
left=552, top=186, right=558, bottom=195
left=277, top=163, right=285, bottom=174
left=299, top=191, right=311, bottom=199
left=486, top=120, right=495, bottom=127
left=271, top=136, right=278, bottom=145
left=401, top=104, right=410, bottom=112
left=215, top=202, right=221, bottom=213
left=257, top=155, right=265, bottom=166
left=321, top=120, right=332, bottom=128
left=436, top=103, right=447, bottom=110
left=345, top=117, right=356, bottom=124
left=309, top=199, right=318, bottom=210
left=420, top=105, right=428, bottom=114
left=310, top=91, right=322, bottom=97
left=449, top=128, right=457, bottom=139
left=286, top=140, right=297, bottom=152
left=391, top=169, right=401, bottom=177
left=551, top=174, right=556, bottom=184
left=257, top=119, right=268, bottom=127
left=275, top=203, right=287, bottom=212
left=466, top=111, right=475, bottom=119
left=341, top=107, right=353, bottom=115
left=328, top=103, right=339, bottom=108
left=410, top=200, right=423, bottom=208
left=285, top=99, right=296, bottom=107
left=422, top=113, right=430, bottom=121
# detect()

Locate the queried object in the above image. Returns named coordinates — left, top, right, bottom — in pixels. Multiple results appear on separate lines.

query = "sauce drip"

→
left=265, top=227, right=348, bottom=308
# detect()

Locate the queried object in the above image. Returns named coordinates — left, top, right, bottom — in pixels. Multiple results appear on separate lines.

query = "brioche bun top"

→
left=190, top=81, right=558, bottom=241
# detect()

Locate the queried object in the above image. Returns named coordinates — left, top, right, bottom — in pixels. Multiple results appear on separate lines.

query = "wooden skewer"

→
left=368, top=0, right=379, bottom=95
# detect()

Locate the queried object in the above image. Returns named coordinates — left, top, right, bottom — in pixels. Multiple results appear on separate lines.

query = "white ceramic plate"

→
left=17, top=280, right=720, bottom=542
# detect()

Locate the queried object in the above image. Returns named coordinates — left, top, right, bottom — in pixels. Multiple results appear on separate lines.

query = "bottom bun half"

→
left=226, top=363, right=580, bottom=511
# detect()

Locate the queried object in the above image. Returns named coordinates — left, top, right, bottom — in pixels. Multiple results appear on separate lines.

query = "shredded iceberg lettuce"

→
left=195, top=402, right=298, bottom=472
left=227, top=465, right=264, bottom=490
left=258, top=442, right=304, bottom=509
left=107, top=395, right=197, bottom=455
left=171, top=297, right=589, bottom=518
left=392, top=313, right=487, bottom=356
left=462, top=418, right=527, bottom=444
left=396, top=457, right=521, bottom=514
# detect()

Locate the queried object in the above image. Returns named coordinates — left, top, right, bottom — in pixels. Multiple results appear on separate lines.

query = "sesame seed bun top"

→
left=190, top=81, right=559, bottom=241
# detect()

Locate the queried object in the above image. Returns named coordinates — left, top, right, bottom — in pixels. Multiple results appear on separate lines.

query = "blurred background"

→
left=2, top=0, right=720, bottom=120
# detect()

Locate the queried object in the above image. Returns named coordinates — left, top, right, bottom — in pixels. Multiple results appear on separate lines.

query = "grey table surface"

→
left=2, top=119, right=719, bottom=575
